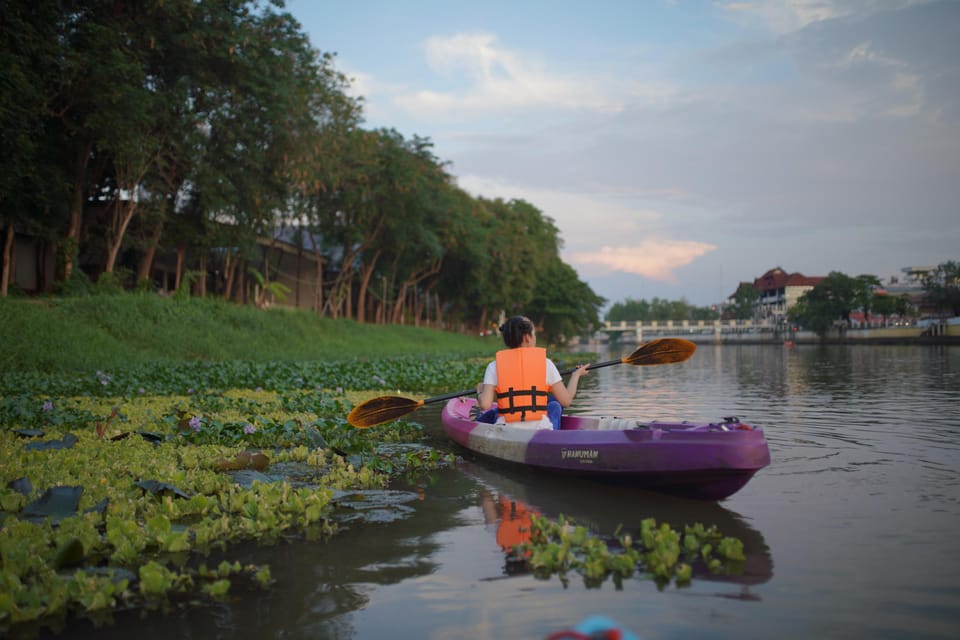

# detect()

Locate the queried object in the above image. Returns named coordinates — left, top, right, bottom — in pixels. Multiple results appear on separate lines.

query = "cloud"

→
left=572, top=241, right=718, bottom=282
left=392, top=32, right=673, bottom=117
left=455, top=174, right=667, bottom=249
left=718, top=1, right=926, bottom=34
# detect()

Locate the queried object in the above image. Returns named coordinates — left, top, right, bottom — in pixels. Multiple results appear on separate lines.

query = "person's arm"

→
left=478, top=383, right=496, bottom=410
left=550, top=363, right=589, bottom=407
left=478, top=361, right=497, bottom=410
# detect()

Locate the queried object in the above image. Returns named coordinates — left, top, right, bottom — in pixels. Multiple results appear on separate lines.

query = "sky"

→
left=284, top=0, right=959, bottom=308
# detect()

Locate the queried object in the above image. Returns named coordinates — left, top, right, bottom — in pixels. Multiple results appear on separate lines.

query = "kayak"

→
left=440, top=397, right=771, bottom=501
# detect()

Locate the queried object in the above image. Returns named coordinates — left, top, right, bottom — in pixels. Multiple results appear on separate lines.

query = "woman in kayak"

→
left=476, top=315, right=589, bottom=430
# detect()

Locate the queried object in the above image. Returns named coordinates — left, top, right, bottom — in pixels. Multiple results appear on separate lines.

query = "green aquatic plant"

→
left=0, top=383, right=459, bottom=633
left=518, top=514, right=748, bottom=589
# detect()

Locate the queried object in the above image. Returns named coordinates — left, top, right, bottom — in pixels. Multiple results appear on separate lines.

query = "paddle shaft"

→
left=421, top=357, right=618, bottom=406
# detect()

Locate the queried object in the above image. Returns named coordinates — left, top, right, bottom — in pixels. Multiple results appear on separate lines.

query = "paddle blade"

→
left=347, top=396, right=425, bottom=428
left=624, top=338, right=697, bottom=366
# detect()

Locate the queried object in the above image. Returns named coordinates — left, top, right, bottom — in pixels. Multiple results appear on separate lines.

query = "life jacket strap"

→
left=496, top=386, right=550, bottom=421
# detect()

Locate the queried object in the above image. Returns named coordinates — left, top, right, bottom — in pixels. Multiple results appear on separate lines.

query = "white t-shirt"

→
left=482, top=358, right=562, bottom=430
left=482, top=358, right=563, bottom=387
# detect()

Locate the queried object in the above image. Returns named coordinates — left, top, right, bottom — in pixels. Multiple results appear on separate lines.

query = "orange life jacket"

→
left=494, top=347, right=550, bottom=422
left=496, top=496, right=534, bottom=551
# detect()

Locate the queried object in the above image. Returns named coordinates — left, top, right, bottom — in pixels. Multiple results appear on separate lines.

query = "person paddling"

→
left=476, top=315, right=589, bottom=430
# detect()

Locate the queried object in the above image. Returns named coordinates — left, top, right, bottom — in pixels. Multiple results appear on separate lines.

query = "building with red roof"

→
left=731, top=267, right=825, bottom=323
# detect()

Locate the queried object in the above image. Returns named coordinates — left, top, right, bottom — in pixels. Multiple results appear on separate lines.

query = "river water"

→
left=37, top=345, right=960, bottom=639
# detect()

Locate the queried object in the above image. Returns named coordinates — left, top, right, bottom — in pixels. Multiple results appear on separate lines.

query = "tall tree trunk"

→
left=390, top=258, right=442, bottom=324
left=197, top=253, right=207, bottom=297
left=295, top=245, right=302, bottom=308
left=224, top=251, right=237, bottom=300
left=307, top=233, right=324, bottom=315
left=391, top=282, right=409, bottom=324
left=174, top=243, right=186, bottom=290
left=60, top=138, right=93, bottom=282
left=137, top=218, right=164, bottom=284
left=324, top=242, right=363, bottom=318
left=1, top=223, right=14, bottom=297
left=103, top=199, right=138, bottom=274
left=356, top=250, right=381, bottom=324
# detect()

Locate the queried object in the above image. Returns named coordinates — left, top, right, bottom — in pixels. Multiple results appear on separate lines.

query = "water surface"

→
left=39, top=345, right=960, bottom=639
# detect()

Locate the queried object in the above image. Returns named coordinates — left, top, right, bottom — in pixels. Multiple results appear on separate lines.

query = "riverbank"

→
left=0, top=294, right=491, bottom=374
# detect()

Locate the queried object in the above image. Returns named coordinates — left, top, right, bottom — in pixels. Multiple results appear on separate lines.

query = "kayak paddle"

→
left=346, top=337, right=697, bottom=428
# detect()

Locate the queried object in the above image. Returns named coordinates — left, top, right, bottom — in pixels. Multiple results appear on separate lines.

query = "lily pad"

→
left=228, top=469, right=280, bottom=488
left=85, top=497, right=110, bottom=516
left=7, top=476, right=33, bottom=496
left=24, top=432, right=78, bottom=451
left=109, top=430, right=165, bottom=443
left=135, top=480, right=193, bottom=499
left=22, top=485, right=84, bottom=524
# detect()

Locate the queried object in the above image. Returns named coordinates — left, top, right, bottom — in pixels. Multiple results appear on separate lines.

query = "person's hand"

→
left=572, top=364, right=590, bottom=378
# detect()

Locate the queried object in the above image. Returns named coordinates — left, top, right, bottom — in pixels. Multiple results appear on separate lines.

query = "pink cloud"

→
left=572, top=240, right=717, bottom=282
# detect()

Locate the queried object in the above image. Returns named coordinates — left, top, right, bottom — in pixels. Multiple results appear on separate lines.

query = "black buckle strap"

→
left=497, top=386, right=550, bottom=420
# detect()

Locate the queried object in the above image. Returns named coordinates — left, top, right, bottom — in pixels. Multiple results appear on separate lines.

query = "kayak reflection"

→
left=465, top=458, right=773, bottom=587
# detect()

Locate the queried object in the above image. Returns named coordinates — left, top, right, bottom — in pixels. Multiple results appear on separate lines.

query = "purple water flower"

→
left=189, top=416, right=202, bottom=432
left=42, top=401, right=53, bottom=412
left=243, top=423, right=256, bottom=435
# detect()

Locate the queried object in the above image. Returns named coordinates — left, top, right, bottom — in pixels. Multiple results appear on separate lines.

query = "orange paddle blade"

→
left=622, top=338, right=697, bottom=366
left=347, top=396, right=425, bottom=428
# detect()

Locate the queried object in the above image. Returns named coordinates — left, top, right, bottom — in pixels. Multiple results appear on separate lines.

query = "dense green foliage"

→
left=785, top=268, right=960, bottom=336
left=605, top=297, right=719, bottom=323
left=0, top=294, right=492, bottom=375
left=787, top=272, right=878, bottom=336
left=921, top=260, right=960, bottom=316
left=725, top=285, right=759, bottom=321
left=0, top=0, right=603, bottom=339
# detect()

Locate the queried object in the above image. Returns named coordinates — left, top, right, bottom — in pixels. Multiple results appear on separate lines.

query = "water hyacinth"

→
left=42, top=401, right=53, bottom=412
left=0, top=381, right=453, bottom=631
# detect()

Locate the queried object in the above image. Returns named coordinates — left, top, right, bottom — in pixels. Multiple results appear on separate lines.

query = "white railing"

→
left=602, top=320, right=779, bottom=334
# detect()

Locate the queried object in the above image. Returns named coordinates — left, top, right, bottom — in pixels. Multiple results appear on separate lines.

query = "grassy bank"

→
left=0, top=294, right=491, bottom=374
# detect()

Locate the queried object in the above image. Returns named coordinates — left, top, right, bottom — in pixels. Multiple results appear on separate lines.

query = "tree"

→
left=853, top=274, right=882, bottom=324
left=726, top=283, right=759, bottom=320
left=527, top=258, right=605, bottom=346
left=0, top=1, right=70, bottom=294
left=872, top=292, right=910, bottom=324
left=788, top=271, right=861, bottom=336
left=605, top=297, right=718, bottom=322
left=922, top=260, right=960, bottom=317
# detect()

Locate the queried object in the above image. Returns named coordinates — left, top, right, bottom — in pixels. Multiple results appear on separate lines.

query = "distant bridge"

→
left=599, top=319, right=786, bottom=343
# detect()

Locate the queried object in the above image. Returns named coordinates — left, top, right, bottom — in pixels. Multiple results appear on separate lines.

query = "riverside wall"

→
left=593, top=319, right=960, bottom=346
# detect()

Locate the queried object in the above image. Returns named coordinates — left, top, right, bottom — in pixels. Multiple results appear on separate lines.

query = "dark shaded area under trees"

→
left=0, top=0, right=603, bottom=345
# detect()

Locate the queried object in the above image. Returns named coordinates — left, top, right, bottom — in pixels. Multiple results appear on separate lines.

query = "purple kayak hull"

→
left=441, top=398, right=771, bottom=500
